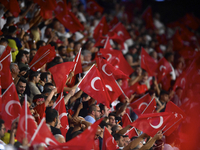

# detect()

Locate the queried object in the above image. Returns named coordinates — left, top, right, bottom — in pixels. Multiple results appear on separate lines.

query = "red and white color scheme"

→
left=73, top=48, right=82, bottom=75
left=102, top=127, right=118, bottom=150
left=142, top=6, right=155, bottom=29
left=122, top=113, right=132, bottom=128
left=29, top=44, right=56, bottom=71
left=16, top=95, right=37, bottom=143
left=0, top=0, right=21, bottom=17
left=78, top=65, right=111, bottom=108
left=86, top=0, right=104, bottom=16
left=49, top=62, right=75, bottom=94
left=124, top=127, right=139, bottom=139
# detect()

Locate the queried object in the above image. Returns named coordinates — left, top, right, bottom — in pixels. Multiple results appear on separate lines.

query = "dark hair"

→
left=33, top=94, right=45, bottom=104
left=46, top=109, right=58, bottom=123
left=0, top=38, right=9, bottom=44
left=164, top=52, right=174, bottom=61
left=49, top=42, right=57, bottom=50
left=17, top=76, right=27, bottom=85
left=40, top=72, right=51, bottom=82
left=16, top=50, right=25, bottom=63
left=58, top=46, right=65, bottom=51
left=29, top=71, right=40, bottom=81
left=109, top=112, right=116, bottom=118
left=44, top=83, right=54, bottom=90
left=36, top=40, right=45, bottom=49
left=113, top=133, right=123, bottom=141
left=99, top=103, right=105, bottom=113
left=0, top=119, right=5, bottom=129
left=116, top=103, right=123, bottom=111
left=88, top=104, right=96, bottom=114
left=111, top=125, right=121, bottom=135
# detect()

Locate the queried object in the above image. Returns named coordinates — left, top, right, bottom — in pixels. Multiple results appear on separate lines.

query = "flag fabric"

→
left=180, top=14, right=200, bottom=30
left=16, top=96, right=37, bottom=143
left=73, top=48, right=82, bottom=75
left=124, top=127, right=138, bottom=139
left=130, top=112, right=172, bottom=137
left=29, top=118, right=59, bottom=146
left=56, top=10, right=84, bottom=33
left=86, top=0, right=104, bottom=16
left=129, top=94, right=151, bottom=115
left=0, top=46, right=12, bottom=89
left=54, top=0, right=68, bottom=17
left=157, top=57, right=172, bottom=83
left=34, top=0, right=57, bottom=11
left=142, top=98, right=157, bottom=114
left=1, top=82, right=21, bottom=130
left=29, top=44, right=56, bottom=71
left=99, top=48, right=134, bottom=76
left=78, top=65, right=111, bottom=108
left=93, top=16, right=109, bottom=40
left=96, top=57, right=123, bottom=102
left=102, top=127, right=118, bottom=150
left=49, top=62, right=75, bottom=94
left=122, top=113, right=132, bottom=128
left=0, top=78, right=2, bottom=112
left=48, top=118, right=103, bottom=150
left=142, top=6, right=155, bottom=29
left=108, top=22, right=131, bottom=42
left=109, top=17, right=119, bottom=29
left=141, top=47, right=158, bottom=76
left=0, top=0, right=21, bottom=17
left=52, top=93, right=69, bottom=138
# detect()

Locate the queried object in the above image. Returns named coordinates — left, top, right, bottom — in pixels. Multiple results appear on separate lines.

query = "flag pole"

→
left=114, top=79, right=127, bottom=97
left=141, top=98, right=155, bottom=114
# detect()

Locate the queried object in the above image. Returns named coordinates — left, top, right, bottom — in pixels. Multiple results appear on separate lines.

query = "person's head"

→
left=30, top=48, right=37, bottom=60
left=46, top=109, right=59, bottom=127
left=40, top=72, right=52, bottom=83
left=160, top=90, right=170, bottom=102
left=16, top=77, right=27, bottom=95
left=33, top=94, right=45, bottom=106
left=175, top=87, right=183, bottom=99
left=123, top=135, right=130, bottom=147
left=58, top=46, right=67, bottom=56
left=99, top=103, right=110, bottom=117
left=108, top=113, right=116, bottom=127
left=82, top=50, right=92, bottom=62
left=36, top=40, right=46, bottom=50
left=0, top=119, right=6, bottom=138
left=54, top=134, right=65, bottom=143
left=116, top=79, right=123, bottom=87
left=29, top=71, right=40, bottom=83
left=113, top=133, right=124, bottom=148
left=164, top=52, right=174, bottom=63
left=88, top=104, right=101, bottom=120
left=16, top=50, right=27, bottom=64
left=0, top=38, right=9, bottom=47
left=116, top=103, right=126, bottom=117
left=10, top=63, right=20, bottom=76
left=111, top=124, right=122, bottom=135
left=140, top=70, right=148, bottom=84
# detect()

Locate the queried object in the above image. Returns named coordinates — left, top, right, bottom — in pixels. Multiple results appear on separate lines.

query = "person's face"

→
left=22, top=54, right=28, bottom=63
left=55, top=118, right=61, bottom=129
left=95, top=106, right=101, bottom=120
left=30, top=50, right=37, bottom=59
left=0, top=124, right=6, bottom=138
left=124, top=137, right=130, bottom=146
left=13, top=64, right=20, bottom=75
left=117, top=80, right=123, bottom=87
left=102, top=106, right=109, bottom=117
left=84, top=54, right=92, bottom=62
left=16, top=81, right=26, bottom=94
left=46, top=74, right=52, bottom=83
left=35, top=74, right=40, bottom=83
left=109, top=116, right=116, bottom=127
left=117, top=136, right=124, bottom=147
left=176, top=89, right=183, bottom=99
left=162, top=94, right=169, bottom=102
left=60, top=48, right=67, bottom=55
left=25, top=53, right=30, bottom=63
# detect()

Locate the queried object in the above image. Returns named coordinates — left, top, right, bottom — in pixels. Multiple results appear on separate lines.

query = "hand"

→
left=69, top=71, right=74, bottom=79
left=153, top=130, right=163, bottom=140
left=39, top=80, right=45, bottom=86
left=69, top=88, right=76, bottom=96
left=71, top=117, right=81, bottom=125
left=19, top=70, right=27, bottom=76
left=52, top=87, right=57, bottom=94
left=125, top=96, right=130, bottom=103
left=78, top=102, right=83, bottom=110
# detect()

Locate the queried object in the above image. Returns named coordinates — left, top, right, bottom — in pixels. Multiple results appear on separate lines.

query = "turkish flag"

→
left=16, top=96, right=37, bottom=143
left=73, top=48, right=82, bottom=75
left=99, top=48, right=134, bottom=76
left=54, top=0, right=68, bottom=17
left=172, top=30, right=185, bottom=51
left=180, top=14, right=200, bottom=30
left=109, top=17, right=119, bottom=29
left=29, top=44, right=56, bottom=71
left=49, top=62, right=75, bottom=94
left=102, top=127, right=118, bottom=150
left=0, top=0, right=20, bottom=17
left=93, top=16, right=109, bottom=40
left=34, top=0, right=56, bottom=11
left=122, top=113, right=132, bottom=128
left=78, top=65, right=111, bottom=108
left=94, top=36, right=107, bottom=48
left=131, top=112, right=172, bottom=137
left=40, top=10, right=53, bottom=20
left=96, top=57, right=123, bottom=102
left=86, top=0, right=104, bottom=16
left=129, top=94, right=152, bottom=115
left=1, top=82, right=21, bottom=130
left=157, top=57, right=172, bottom=83
left=48, top=118, right=103, bottom=149
left=108, top=22, right=131, bottom=42
left=52, top=93, right=69, bottom=138
left=56, top=9, right=84, bottom=33
left=0, top=46, right=12, bottom=89
left=141, top=47, right=158, bottom=76
left=124, top=127, right=139, bottom=139
left=142, top=6, right=155, bottom=29
left=165, top=101, right=186, bottom=118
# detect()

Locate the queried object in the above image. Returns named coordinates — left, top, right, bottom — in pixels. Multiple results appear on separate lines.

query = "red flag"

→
left=94, top=36, right=107, bottom=48
left=157, top=57, right=172, bottom=83
left=40, top=10, right=53, bottom=20
left=122, top=113, right=132, bottom=128
left=54, top=0, right=68, bottom=17
left=56, top=10, right=84, bottom=33
left=1, top=82, right=21, bottom=130
left=141, top=47, right=158, bottom=76
left=96, top=57, right=123, bottom=102
left=142, top=6, right=155, bottom=29
left=34, top=0, right=56, bottom=11
left=48, top=118, right=103, bottom=149
left=86, top=0, right=104, bottom=16
left=108, top=22, right=131, bottom=42
left=124, top=127, right=138, bottom=139
left=78, top=65, right=111, bottom=108
left=29, top=118, right=59, bottom=146
left=52, top=93, right=69, bottom=138
left=0, top=78, right=2, bottom=112
left=49, top=62, right=75, bottom=93
left=180, top=14, right=200, bottom=30
left=109, top=17, right=119, bottom=29
left=131, top=112, right=172, bottom=137
left=0, top=46, right=12, bottom=89
left=100, top=48, right=134, bottom=76
left=73, top=48, right=82, bottom=75
left=93, top=16, right=109, bottom=40
left=16, top=96, right=37, bottom=143
left=165, top=101, right=186, bottom=118
left=29, top=44, right=56, bottom=71
left=0, top=0, right=21, bottom=17
left=129, top=94, right=152, bottom=115
left=102, top=127, right=118, bottom=150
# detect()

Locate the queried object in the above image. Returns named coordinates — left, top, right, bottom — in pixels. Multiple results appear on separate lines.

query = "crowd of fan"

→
left=0, top=0, right=199, bottom=149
